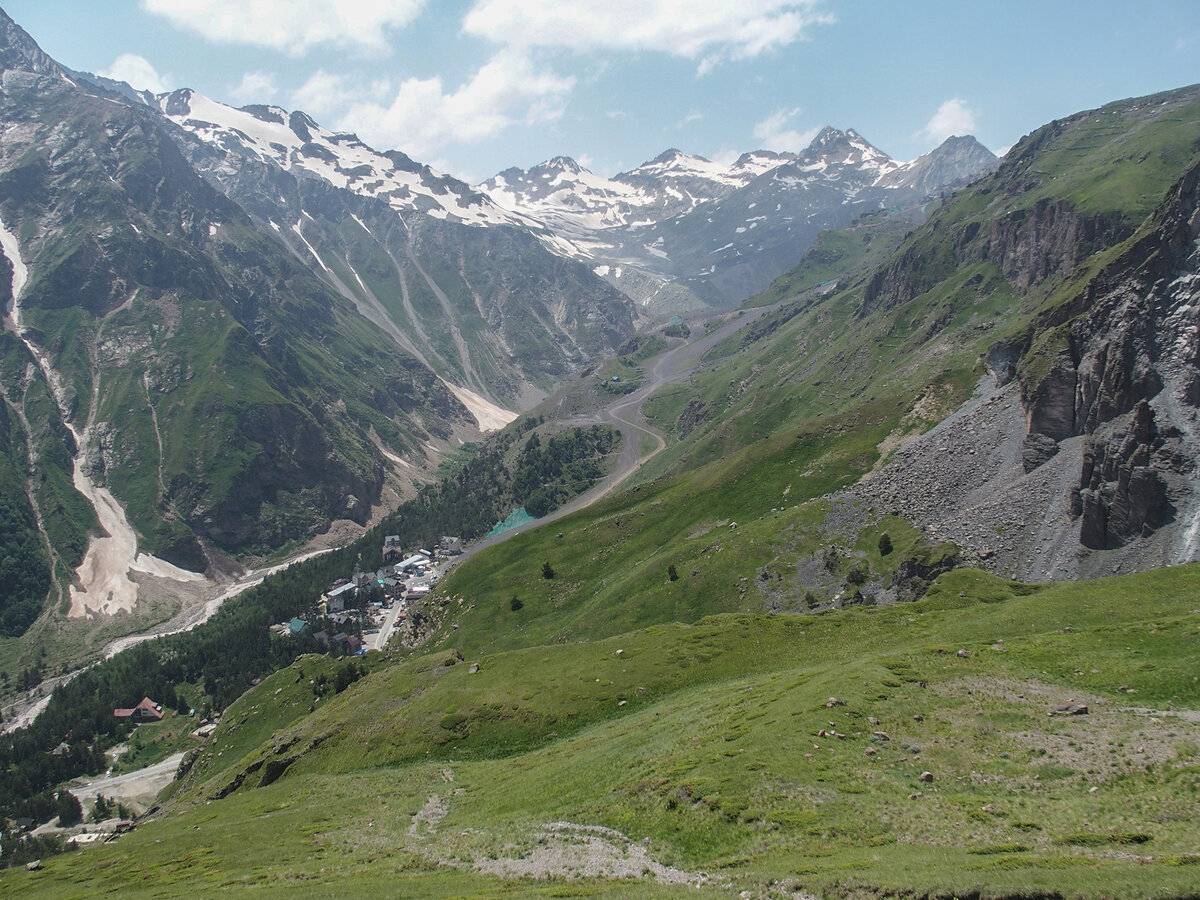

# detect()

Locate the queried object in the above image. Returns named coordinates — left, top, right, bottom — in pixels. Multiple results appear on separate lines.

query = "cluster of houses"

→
left=270, top=535, right=462, bottom=653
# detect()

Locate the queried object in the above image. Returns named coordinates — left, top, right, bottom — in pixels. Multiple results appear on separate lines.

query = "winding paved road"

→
left=448, top=301, right=785, bottom=564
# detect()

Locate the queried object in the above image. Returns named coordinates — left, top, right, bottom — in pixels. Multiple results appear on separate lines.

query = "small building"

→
left=438, top=536, right=463, bottom=556
left=324, top=581, right=357, bottom=613
left=397, top=553, right=429, bottom=574
left=382, top=535, right=402, bottom=561
left=114, top=697, right=164, bottom=722
left=288, top=617, right=309, bottom=636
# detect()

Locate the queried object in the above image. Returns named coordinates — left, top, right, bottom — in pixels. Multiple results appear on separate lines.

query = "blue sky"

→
left=6, top=1, right=1199, bottom=182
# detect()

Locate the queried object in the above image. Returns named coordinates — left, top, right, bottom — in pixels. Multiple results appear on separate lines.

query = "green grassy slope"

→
left=8, top=83, right=1200, bottom=898
left=6, top=564, right=1199, bottom=898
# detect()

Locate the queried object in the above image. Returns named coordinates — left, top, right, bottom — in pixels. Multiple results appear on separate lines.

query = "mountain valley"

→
left=0, top=5, right=1198, bottom=897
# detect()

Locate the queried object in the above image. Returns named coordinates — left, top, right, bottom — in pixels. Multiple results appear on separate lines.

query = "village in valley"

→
left=11, top=535, right=470, bottom=855
left=270, top=534, right=463, bottom=656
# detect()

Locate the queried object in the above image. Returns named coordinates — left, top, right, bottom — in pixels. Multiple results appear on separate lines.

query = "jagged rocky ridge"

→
left=482, top=129, right=998, bottom=310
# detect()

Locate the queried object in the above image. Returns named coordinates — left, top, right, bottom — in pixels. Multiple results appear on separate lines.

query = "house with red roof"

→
left=113, top=697, right=164, bottom=721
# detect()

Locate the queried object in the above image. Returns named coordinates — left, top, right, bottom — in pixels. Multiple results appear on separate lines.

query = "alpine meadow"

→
left=1, top=3, right=1199, bottom=898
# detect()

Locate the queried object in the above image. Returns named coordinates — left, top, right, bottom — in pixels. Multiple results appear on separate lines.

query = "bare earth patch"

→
left=471, top=822, right=708, bottom=886
left=929, top=676, right=1200, bottom=782
left=409, top=793, right=448, bottom=837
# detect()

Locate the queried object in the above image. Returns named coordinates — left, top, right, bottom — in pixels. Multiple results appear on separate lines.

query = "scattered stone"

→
left=919, top=771, right=934, bottom=783
left=871, top=731, right=891, bottom=742
left=615, top=649, right=623, bottom=656
left=1050, top=702, right=1089, bottom=716
left=867, top=716, right=880, bottom=726
left=26, top=860, right=43, bottom=871
left=468, top=663, right=480, bottom=674
left=913, top=714, right=924, bottom=723
left=825, top=697, right=845, bottom=708
left=956, top=649, right=970, bottom=658
left=908, top=792, right=923, bottom=800
left=865, top=747, right=877, bottom=756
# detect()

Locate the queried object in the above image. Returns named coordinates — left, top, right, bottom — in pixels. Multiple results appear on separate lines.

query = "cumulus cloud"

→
left=752, top=107, right=818, bottom=152
left=98, top=53, right=170, bottom=93
left=291, top=48, right=574, bottom=160
left=462, top=0, right=833, bottom=73
left=230, top=71, right=279, bottom=104
left=921, top=97, right=978, bottom=144
left=141, top=0, right=426, bottom=54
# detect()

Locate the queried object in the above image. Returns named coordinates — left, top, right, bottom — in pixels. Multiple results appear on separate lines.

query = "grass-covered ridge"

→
left=7, top=563, right=1199, bottom=898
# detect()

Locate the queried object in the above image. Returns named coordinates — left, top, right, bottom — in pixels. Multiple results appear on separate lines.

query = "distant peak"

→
left=160, top=87, right=195, bottom=117
left=546, top=155, right=584, bottom=173
left=0, top=8, right=64, bottom=78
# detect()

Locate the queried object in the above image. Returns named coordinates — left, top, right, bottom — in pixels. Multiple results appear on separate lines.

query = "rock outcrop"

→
left=1072, top=401, right=1175, bottom=549
left=1018, top=157, right=1200, bottom=550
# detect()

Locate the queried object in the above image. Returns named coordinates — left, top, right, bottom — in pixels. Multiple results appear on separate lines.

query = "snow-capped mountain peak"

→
left=477, top=127, right=998, bottom=311
left=158, top=89, right=521, bottom=227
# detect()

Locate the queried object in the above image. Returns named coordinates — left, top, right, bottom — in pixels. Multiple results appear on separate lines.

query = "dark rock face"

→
left=1073, top=402, right=1174, bottom=548
left=863, top=199, right=1130, bottom=316
left=1018, top=159, right=1200, bottom=549
left=891, top=545, right=960, bottom=601
left=1022, top=432, right=1060, bottom=472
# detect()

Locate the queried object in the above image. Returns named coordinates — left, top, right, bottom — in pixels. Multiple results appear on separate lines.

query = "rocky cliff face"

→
left=809, top=87, right=1200, bottom=583
left=1019, top=157, right=1200, bottom=553
left=862, top=198, right=1134, bottom=315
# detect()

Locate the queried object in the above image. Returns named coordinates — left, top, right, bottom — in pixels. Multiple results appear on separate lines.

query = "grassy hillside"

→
left=6, top=563, right=1199, bottom=897
left=639, top=84, right=1200, bottom=487
left=7, top=83, right=1200, bottom=898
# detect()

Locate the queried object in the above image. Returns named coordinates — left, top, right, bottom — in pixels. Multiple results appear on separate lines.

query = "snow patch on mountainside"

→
left=160, top=90, right=523, bottom=228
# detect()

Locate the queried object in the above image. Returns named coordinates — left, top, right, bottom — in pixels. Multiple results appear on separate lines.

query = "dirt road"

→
left=69, top=751, right=186, bottom=814
left=451, top=302, right=783, bottom=563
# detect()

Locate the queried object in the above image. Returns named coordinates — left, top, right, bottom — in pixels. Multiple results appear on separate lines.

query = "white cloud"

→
left=921, top=97, right=978, bottom=144
left=462, top=0, right=833, bottom=73
left=98, top=53, right=170, bottom=93
left=141, top=0, right=426, bottom=55
left=230, top=71, right=279, bottom=104
left=291, top=49, right=574, bottom=160
left=675, top=110, right=703, bottom=129
left=752, top=107, right=818, bottom=152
